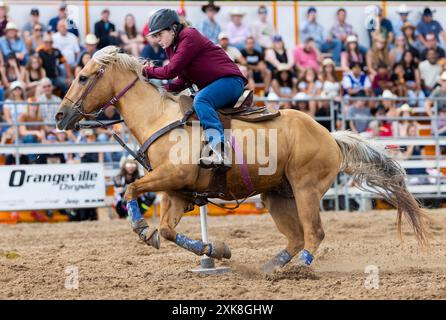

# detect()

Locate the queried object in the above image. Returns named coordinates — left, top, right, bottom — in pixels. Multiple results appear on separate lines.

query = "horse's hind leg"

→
left=158, top=192, right=231, bottom=260
left=285, top=163, right=337, bottom=266
left=261, top=192, right=304, bottom=273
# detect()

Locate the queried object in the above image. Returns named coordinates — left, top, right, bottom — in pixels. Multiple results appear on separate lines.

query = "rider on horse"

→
left=142, top=8, right=247, bottom=169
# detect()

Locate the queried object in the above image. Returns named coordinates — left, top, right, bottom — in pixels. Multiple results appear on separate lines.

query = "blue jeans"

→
left=320, top=39, right=342, bottom=65
left=194, top=76, right=245, bottom=148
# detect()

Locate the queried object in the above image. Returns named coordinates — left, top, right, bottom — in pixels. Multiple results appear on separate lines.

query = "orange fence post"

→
left=85, top=0, right=89, bottom=34
left=273, top=0, right=277, bottom=32
left=382, top=0, right=387, bottom=17
left=180, top=0, right=185, bottom=10
left=294, top=0, right=299, bottom=45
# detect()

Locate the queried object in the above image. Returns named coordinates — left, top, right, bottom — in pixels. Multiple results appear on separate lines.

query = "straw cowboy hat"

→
left=322, top=58, right=335, bottom=67
left=441, top=71, right=446, bottom=81
left=396, top=4, right=411, bottom=14
left=0, top=1, right=9, bottom=12
left=201, top=1, right=220, bottom=13
left=397, top=103, right=413, bottom=115
left=277, top=63, right=291, bottom=72
left=230, top=8, right=246, bottom=16
left=84, top=34, right=99, bottom=45
left=5, top=22, right=18, bottom=32
left=382, top=89, right=397, bottom=99
left=346, top=35, right=358, bottom=43
left=401, top=21, right=416, bottom=33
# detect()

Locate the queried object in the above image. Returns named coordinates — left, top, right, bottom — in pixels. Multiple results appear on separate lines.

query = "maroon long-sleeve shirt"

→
left=142, top=27, right=247, bottom=92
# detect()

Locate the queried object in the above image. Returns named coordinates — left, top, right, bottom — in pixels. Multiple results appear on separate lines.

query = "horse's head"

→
left=55, top=46, right=142, bottom=130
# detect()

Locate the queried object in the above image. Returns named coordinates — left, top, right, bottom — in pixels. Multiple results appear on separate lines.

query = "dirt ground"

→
left=1, top=209, right=446, bottom=300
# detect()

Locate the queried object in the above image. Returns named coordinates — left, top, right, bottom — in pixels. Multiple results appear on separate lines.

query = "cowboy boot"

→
left=199, top=141, right=232, bottom=170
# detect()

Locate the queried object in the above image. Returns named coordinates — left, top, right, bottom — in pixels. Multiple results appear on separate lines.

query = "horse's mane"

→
left=92, top=46, right=177, bottom=102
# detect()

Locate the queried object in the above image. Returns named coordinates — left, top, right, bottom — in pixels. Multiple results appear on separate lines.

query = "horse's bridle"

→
left=64, top=66, right=139, bottom=119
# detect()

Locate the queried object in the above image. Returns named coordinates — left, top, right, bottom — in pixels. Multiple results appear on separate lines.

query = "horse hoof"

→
left=147, top=229, right=160, bottom=249
left=140, top=226, right=160, bottom=250
left=208, top=241, right=231, bottom=260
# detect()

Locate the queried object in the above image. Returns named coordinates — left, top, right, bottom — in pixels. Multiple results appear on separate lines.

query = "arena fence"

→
left=1, top=96, right=446, bottom=215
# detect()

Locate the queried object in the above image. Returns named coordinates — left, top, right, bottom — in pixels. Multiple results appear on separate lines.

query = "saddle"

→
left=177, top=90, right=279, bottom=209
left=178, top=90, right=280, bottom=125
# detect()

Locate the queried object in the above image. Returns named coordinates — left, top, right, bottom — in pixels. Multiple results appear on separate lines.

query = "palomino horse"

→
left=55, top=46, right=430, bottom=271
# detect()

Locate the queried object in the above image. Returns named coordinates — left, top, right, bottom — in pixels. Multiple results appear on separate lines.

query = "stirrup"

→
left=198, top=142, right=232, bottom=169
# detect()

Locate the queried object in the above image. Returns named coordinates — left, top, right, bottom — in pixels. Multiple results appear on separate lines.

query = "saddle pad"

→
left=178, top=94, right=280, bottom=123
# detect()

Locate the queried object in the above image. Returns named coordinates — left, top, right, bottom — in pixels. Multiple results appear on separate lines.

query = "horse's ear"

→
left=117, top=48, right=126, bottom=54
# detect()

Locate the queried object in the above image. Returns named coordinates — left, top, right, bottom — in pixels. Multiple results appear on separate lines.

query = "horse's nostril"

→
left=55, top=112, right=64, bottom=121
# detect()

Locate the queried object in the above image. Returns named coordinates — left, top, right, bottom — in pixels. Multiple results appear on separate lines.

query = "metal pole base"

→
left=190, top=257, right=231, bottom=274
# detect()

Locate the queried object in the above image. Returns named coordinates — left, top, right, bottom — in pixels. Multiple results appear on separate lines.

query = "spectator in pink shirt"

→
left=226, top=8, right=251, bottom=51
left=293, top=37, right=322, bottom=72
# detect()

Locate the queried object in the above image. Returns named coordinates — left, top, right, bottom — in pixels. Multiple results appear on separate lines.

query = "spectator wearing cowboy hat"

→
left=401, top=22, right=421, bottom=61
left=0, top=22, right=28, bottom=65
left=48, top=2, right=79, bottom=37
left=250, top=5, right=274, bottom=50
left=393, top=4, right=412, bottom=39
left=198, top=1, right=221, bottom=44
left=0, top=1, right=8, bottom=38
left=77, top=34, right=99, bottom=66
left=416, top=7, right=446, bottom=49
left=226, top=8, right=251, bottom=51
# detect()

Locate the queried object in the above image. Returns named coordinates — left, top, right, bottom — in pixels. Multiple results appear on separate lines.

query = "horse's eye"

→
left=79, top=75, right=88, bottom=83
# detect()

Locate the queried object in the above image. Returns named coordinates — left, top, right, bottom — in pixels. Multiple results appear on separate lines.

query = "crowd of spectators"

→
left=0, top=1, right=445, bottom=184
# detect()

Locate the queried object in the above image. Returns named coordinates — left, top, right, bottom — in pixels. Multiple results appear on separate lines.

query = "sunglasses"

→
left=34, top=28, right=43, bottom=31
left=42, top=85, right=52, bottom=88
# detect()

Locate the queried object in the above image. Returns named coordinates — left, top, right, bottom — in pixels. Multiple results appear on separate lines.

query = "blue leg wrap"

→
left=275, top=250, right=293, bottom=267
left=298, top=249, right=314, bottom=266
left=175, top=234, right=210, bottom=256
left=127, top=199, right=142, bottom=222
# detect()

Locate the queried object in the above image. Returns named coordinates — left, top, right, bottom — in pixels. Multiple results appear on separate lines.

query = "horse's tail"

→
left=331, top=130, right=431, bottom=247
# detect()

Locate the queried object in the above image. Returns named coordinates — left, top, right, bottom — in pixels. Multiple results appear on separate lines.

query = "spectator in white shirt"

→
left=419, top=49, right=442, bottom=96
left=37, top=77, right=61, bottom=124
left=52, top=19, right=80, bottom=69
left=226, top=8, right=251, bottom=51
left=217, top=32, right=247, bottom=65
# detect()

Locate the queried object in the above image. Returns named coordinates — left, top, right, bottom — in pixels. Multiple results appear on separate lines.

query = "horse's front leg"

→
left=124, top=164, right=194, bottom=249
left=158, top=193, right=231, bottom=260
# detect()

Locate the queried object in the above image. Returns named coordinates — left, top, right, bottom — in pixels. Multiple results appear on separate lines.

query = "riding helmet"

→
left=148, top=8, right=180, bottom=36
